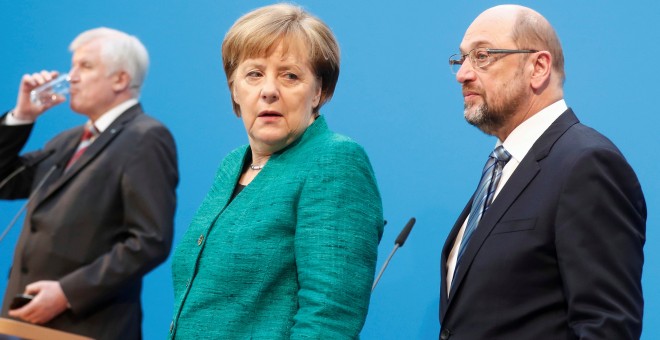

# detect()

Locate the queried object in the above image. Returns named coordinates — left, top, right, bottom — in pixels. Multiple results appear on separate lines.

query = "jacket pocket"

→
left=491, top=217, right=536, bottom=234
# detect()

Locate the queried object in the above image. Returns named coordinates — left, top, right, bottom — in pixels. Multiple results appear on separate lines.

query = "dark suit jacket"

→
left=0, top=104, right=178, bottom=340
left=440, top=109, right=646, bottom=340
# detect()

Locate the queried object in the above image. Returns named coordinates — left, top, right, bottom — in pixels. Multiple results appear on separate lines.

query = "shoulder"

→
left=553, top=122, right=627, bottom=165
left=117, top=112, right=177, bottom=152
left=45, top=125, right=83, bottom=149
left=295, top=129, right=379, bottom=192
left=126, top=111, right=172, bottom=135
left=551, top=122, right=643, bottom=203
left=301, top=128, right=370, bottom=164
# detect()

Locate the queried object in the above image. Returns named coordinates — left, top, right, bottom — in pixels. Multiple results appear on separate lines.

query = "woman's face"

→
left=232, top=41, right=321, bottom=155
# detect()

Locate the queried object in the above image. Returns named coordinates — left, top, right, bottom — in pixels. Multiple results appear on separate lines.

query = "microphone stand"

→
left=372, top=217, right=416, bottom=292
left=0, top=150, right=55, bottom=191
left=0, top=165, right=29, bottom=191
left=372, top=243, right=400, bottom=292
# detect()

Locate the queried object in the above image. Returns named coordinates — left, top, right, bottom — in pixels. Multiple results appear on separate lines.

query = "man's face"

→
left=455, top=13, right=530, bottom=136
left=68, top=40, right=121, bottom=120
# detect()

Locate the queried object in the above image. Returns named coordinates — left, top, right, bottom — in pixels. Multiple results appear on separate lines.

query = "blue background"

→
left=1, top=1, right=657, bottom=339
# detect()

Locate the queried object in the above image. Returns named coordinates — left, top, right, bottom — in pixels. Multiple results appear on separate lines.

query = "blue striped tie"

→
left=456, top=145, right=511, bottom=263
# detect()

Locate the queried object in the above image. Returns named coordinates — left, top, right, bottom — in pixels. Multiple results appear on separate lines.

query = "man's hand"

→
left=8, top=280, right=70, bottom=324
left=12, top=70, right=66, bottom=122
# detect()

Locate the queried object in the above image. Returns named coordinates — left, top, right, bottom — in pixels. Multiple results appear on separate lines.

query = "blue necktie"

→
left=456, top=145, right=511, bottom=263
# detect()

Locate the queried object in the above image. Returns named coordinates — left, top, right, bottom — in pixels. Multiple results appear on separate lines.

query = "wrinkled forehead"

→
left=240, top=34, right=310, bottom=64
left=460, top=11, right=516, bottom=53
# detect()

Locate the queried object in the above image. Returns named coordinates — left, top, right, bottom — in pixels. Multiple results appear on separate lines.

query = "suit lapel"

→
left=34, top=105, right=142, bottom=207
left=442, top=109, right=579, bottom=319
left=440, top=203, right=470, bottom=317
left=25, top=131, right=81, bottom=208
left=191, top=146, right=247, bottom=232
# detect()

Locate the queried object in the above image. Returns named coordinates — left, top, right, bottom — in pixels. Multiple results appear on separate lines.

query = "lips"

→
left=258, top=110, right=283, bottom=118
left=462, top=89, right=478, bottom=97
left=462, top=87, right=481, bottom=100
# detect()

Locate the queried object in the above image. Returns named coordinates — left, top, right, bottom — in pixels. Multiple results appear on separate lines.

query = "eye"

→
left=474, top=49, right=490, bottom=62
left=283, top=72, right=299, bottom=81
left=246, top=70, right=263, bottom=78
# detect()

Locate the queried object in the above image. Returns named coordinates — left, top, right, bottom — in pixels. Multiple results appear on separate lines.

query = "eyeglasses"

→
left=449, top=48, right=539, bottom=74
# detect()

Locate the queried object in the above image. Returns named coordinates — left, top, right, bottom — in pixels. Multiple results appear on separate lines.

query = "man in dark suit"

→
left=0, top=27, right=178, bottom=339
left=440, top=5, right=646, bottom=339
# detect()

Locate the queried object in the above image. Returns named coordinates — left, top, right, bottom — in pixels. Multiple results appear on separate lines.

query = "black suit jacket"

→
left=0, top=104, right=178, bottom=339
left=440, top=109, right=646, bottom=340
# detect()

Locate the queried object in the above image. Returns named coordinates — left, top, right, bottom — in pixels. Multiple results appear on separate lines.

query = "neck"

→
left=495, top=91, right=562, bottom=141
left=252, top=152, right=270, bottom=164
left=250, top=152, right=270, bottom=170
left=86, top=92, right=135, bottom=122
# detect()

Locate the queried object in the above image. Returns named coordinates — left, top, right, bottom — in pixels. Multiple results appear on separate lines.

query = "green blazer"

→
left=170, top=116, right=384, bottom=339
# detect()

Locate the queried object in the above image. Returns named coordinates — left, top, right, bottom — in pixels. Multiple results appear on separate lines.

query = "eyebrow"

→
left=459, top=40, right=494, bottom=53
left=240, top=59, right=306, bottom=72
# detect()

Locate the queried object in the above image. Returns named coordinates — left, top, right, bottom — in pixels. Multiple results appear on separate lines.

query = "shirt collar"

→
left=90, top=98, right=138, bottom=133
left=498, top=99, right=568, bottom=163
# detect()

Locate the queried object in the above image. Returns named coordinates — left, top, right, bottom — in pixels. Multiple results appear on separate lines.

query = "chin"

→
left=464, top=108, right=482, bottom=125
left=69, top=103, right=90, bottom=116
left=252, top=133, right=287, bottom=146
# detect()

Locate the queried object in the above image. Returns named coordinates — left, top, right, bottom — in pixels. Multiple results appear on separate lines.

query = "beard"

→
left=463, top=71, right=527, bottom=136
left=464, top=102, right=504, bottom=136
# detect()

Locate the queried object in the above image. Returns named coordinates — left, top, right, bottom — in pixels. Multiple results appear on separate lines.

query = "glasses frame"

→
left=449, top=48, right=539, bottom=74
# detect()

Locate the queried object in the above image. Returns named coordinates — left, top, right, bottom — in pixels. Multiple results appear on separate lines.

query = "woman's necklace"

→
left=250, top=163, right=264, bottom=171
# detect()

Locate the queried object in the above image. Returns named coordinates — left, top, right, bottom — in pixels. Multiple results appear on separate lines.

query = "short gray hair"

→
left=69, top=27, right=149, bottom=97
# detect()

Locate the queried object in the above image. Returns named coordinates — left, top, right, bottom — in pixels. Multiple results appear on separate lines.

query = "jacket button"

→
left=197, top=234, right=204, bottom=246
left=440, top=329, right=451, bottom=340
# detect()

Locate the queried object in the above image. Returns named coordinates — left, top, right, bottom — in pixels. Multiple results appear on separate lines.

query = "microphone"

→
left=372, top=217, right=416, bottom=292
left=0, top=162, right=58, bottom=243
left=0, top=149, right=55, bottom=191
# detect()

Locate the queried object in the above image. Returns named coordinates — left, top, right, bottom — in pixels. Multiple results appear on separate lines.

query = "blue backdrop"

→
left=1, top=1, right=657, bottom=339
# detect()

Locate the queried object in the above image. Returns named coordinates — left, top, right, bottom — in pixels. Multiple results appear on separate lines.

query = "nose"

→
left=455, top=62, right=476, bottom=84
left=260, top=76, right=279, bottom=103
left=68, top=67, right=80, bottom=83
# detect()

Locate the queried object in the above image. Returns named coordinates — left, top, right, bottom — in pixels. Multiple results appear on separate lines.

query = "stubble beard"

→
left=464, top=102, right=502, bottom=136
left=463, top=74, right=527, bottom=136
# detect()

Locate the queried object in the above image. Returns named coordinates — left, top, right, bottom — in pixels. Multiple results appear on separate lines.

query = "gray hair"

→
left=69, top=27, right=149, bottom=97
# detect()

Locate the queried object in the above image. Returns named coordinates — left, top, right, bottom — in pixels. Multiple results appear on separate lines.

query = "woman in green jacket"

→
left=169, top=3, right=384, bottom=339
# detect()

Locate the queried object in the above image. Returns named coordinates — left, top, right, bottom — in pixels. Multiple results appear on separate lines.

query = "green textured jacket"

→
left=170, top=116, right=384, bottom=339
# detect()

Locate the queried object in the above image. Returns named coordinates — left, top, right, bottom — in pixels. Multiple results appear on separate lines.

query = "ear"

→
left=530, top=51, right=552, bottom=91
left=231, top=81, right=238, bottom=102
left=312, top=81, right=322, bottom=108
left=112, top=71, right=131, bottom=92
left=230, top=81, right=242, bottom=117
